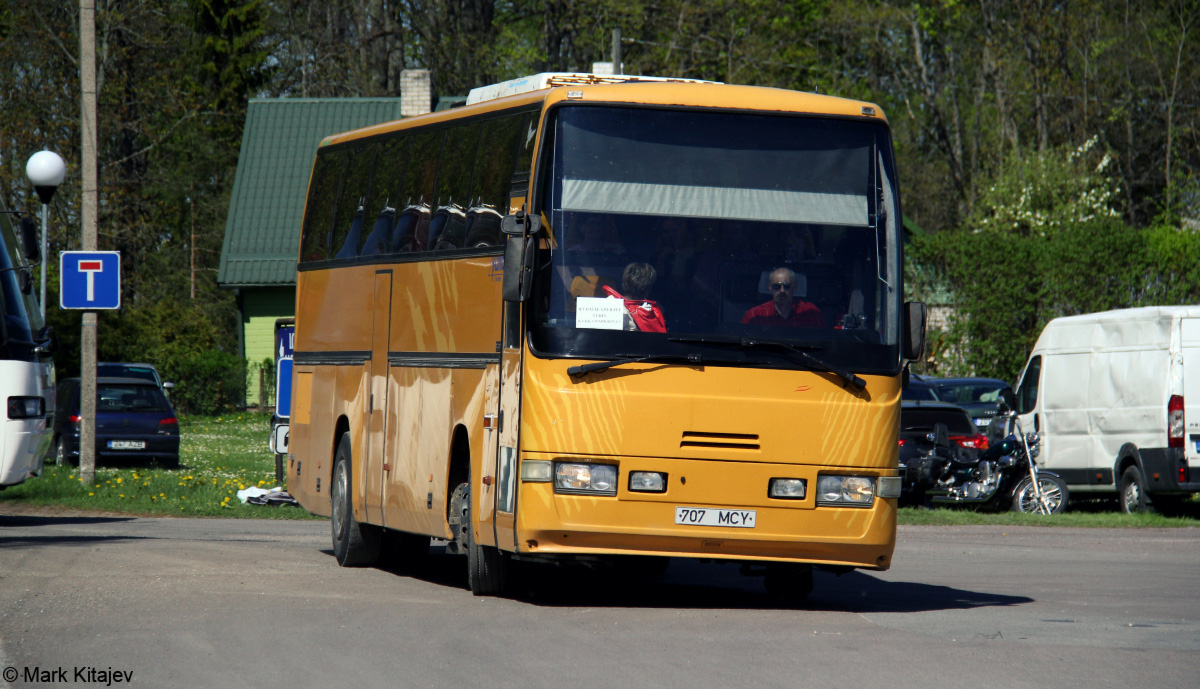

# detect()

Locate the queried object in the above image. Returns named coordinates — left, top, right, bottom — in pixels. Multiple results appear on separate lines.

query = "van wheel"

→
left=455, top=478, right=509, bottom=596
left=330, top=436, right=380, bottom=566
left=1119, top=466, right=1152, bottom=514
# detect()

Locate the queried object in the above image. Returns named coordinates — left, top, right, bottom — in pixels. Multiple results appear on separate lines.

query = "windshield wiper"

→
left=567, top=353, right=702, bottom=378
left=668, top=335, right=866, bottom=392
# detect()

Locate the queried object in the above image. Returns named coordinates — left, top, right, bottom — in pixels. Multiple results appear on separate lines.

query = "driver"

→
left=741, top=267, right=825, bottom=328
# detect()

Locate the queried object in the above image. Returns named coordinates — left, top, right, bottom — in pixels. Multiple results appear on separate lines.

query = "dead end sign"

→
left=60, top=251, right=121, bottom=310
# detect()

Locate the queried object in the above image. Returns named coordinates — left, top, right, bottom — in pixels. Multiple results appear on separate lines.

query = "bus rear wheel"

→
left=331, top=436, right=380, bottom=567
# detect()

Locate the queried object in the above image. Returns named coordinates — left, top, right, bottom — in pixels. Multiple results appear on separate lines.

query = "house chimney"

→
left=401, top=69, right=431, bottom=116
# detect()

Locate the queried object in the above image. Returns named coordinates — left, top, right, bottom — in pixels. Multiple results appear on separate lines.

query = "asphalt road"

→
left=1, top=514, right=1198, bottom=689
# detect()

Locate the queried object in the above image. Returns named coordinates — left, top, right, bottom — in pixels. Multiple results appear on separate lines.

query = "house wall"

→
left=242, top=286, right=296, bottom=408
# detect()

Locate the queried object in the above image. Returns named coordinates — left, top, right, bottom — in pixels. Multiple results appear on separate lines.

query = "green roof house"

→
left=219, top=79, right=430, bottom=407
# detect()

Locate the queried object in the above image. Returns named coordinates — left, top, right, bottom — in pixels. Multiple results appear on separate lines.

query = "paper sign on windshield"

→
left=576, top=297, right=625, bottom=330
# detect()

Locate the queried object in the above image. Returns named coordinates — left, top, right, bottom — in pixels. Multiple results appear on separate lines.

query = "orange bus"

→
left=286, top=73, right=926, bottom=600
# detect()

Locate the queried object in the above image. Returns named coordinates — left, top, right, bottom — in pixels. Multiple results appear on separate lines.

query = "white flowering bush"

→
left=972, top=136, right=1122, bottom=237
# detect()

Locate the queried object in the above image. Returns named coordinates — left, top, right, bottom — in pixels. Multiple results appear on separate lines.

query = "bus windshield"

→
left=531, top=105, right=903, bottom=375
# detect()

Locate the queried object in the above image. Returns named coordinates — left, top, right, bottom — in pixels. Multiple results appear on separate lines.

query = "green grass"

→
left=898, top=498, right=1200, bottom=527
left=4, top=414, right=1198, bottom=527
left=0, top=413, right=320, bottom=519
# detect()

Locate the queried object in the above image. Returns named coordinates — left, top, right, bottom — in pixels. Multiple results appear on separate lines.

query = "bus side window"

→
left=328, top=143, right=378, bottom=260
left=512, top=112, right=536, bottom=202
left=360, top=136, right=409, bottom=256
left=299, top=151, right=344, bottom=263
left=400, top=130, right=443, bottom=251
left=428, top=122, right=480, bottom=250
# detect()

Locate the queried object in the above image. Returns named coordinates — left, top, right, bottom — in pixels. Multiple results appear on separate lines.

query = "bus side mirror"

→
left=502, top=235, right=535, bottom=302
left=501, top=210, right=541, bottom=237
left=902, top=301, right=927, bottom=361
left=18, top=216, right=40, bottom=264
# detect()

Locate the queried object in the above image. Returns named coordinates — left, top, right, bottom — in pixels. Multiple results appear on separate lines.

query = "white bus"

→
left=0, top=201, right=54, bottom=489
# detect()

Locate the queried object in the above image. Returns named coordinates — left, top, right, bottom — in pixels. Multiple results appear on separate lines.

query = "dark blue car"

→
left=924, top=377, right=1010, bottom=430
left=51, top=377, right=180, bottom=468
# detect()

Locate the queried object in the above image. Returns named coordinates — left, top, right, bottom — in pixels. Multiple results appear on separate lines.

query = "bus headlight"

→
left=768, top=478, right=807, bottom=499
left=816, top=475, right=875, bottom=507
left=629, top=471, right=667, bottom=493
left=555, top=463, right=617, bottom=496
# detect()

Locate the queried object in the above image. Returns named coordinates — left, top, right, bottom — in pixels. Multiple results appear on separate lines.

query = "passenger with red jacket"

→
left=741, top=267, right=825, bottom=328
left=603, top=262, right=667, bottom=333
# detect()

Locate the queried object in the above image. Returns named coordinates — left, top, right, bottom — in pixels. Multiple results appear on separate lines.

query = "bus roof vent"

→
left=466, top=73, right=721, bottom=105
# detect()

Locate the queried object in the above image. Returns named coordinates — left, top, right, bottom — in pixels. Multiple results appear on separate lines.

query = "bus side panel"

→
left=288, top=369, right=329, bottom=516
left=291, top=267, right=373, bottom=518
left=379, top=257, right=503, bottom=538
left=379, top=365, right=491, bottom=540
left=382, top=364, right=425, bottom=531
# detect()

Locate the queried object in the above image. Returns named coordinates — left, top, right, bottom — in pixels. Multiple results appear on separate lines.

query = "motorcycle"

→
left=904, top=393, right=1069, bottom=514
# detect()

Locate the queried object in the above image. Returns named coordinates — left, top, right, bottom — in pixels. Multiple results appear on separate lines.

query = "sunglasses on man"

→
left=770, top=282, right=794, bottom=292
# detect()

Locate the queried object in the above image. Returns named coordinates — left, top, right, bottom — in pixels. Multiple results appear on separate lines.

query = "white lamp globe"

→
left=26, top=150, right=66, bottom=203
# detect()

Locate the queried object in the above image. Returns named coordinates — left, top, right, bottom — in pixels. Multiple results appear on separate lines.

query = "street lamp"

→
left=25, top=150, right=66, bottom=320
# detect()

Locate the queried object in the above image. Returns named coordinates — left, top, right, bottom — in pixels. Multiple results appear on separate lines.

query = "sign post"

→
left=61, top=250, right=120, bottom=484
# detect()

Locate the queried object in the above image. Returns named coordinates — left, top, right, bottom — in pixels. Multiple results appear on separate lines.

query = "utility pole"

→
left=612, top=28, right=623, bottom=74
left=80, top=0, right=98, bottom=485
left=189, top=193, right=195, bottom=300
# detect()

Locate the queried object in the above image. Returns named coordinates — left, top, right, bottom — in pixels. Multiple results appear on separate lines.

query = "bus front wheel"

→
left=455, top=478, right=509, bottom=596
left=331, top=436, right=380, bottom=567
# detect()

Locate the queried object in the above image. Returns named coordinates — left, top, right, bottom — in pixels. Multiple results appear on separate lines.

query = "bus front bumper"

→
left=512, top=456, right=898, bottom=571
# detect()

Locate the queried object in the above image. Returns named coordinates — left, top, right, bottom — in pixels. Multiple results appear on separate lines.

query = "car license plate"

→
left=675, top=506, right=756, bottom=528
left=108, top=440, right=145, bottom=450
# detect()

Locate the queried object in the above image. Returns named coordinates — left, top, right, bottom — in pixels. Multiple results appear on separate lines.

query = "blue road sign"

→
left=60, top=251, right=121, bottom=310
left=274, top=322, right=295, bottom=419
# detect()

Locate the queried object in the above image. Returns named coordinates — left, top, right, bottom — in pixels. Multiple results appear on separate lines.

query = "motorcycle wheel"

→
left=1010, top=474, right=1069, bottom=515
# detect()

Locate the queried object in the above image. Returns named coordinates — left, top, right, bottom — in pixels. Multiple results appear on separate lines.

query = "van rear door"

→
left=1183, top=318, right=1200, bottom=464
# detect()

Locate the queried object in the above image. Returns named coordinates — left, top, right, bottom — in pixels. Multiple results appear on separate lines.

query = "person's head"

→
left=622, top=262, right=657, bottom=300
left=768, top=267, right=797, bottom=313
left=578, top=215, right=605, bottom=242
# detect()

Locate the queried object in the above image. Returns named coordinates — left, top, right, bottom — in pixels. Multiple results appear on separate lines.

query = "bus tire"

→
left=764, top=563, right=814, bottom=605
left=457, top=478, right=509, bottom=596
left=331, top=436, right=380, bottom=567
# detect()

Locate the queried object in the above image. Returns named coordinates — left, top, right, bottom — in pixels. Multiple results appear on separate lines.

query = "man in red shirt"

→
left=741, top=267, right=826, bottom=328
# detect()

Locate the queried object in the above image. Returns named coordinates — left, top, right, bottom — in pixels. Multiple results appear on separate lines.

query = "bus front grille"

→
left=680, top=431, right=761, bottom=451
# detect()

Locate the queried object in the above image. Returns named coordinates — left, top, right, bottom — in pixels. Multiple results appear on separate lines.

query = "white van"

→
left=1012, top=306, right=1200, bottom=512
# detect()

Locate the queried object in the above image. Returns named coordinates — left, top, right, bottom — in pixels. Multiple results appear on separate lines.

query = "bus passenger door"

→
left=364, top=269, right=392, bottom=525
left=492, top=301, right=523, bottom=552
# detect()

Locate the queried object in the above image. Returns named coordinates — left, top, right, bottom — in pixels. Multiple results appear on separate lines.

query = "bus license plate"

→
left=109, top=440, right=145, bottom=450
left=675, top=506, right=756, bottom=528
